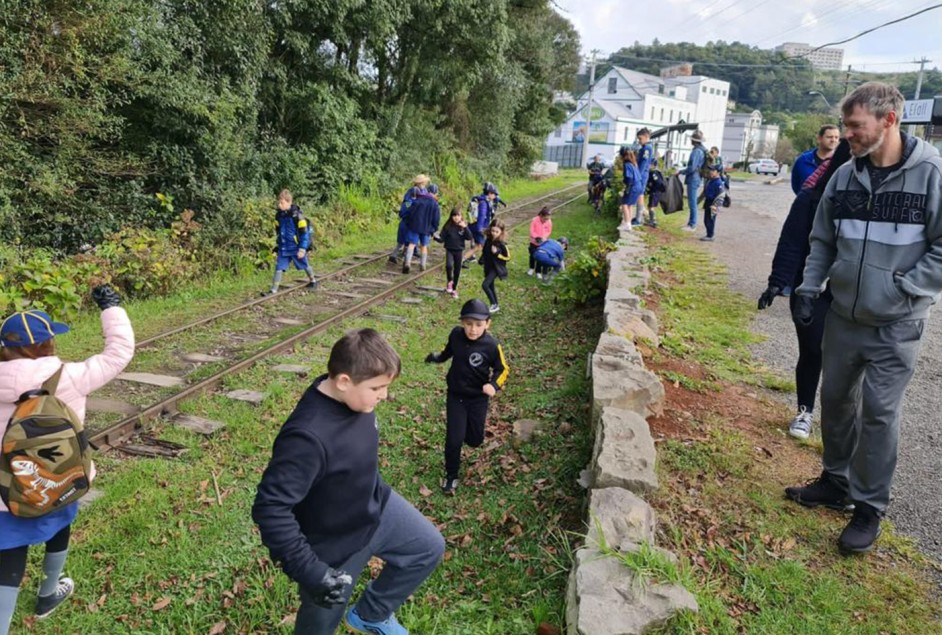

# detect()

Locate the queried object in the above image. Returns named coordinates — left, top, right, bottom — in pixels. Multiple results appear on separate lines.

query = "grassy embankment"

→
left=15, top=173, right=610, bottom=634
left=635, top=210, right=942, bottom=634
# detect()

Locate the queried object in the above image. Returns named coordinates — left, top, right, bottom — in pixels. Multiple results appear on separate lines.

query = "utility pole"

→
left=580, top=49, right=601, bottom=168
left=907, top=57, right=931, bottom=136
left=842, top=64, right=853, bottom=98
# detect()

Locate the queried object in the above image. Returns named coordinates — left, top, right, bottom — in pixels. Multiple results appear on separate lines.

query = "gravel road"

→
left=692, top=176, right=942, bottom=565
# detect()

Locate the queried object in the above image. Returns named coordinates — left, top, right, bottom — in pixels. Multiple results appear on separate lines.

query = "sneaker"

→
left=489, top=304, right=500, bottom=314
left=645, top=221, right=658, bottom=228
left=536, top=273, right=543, bottom=280
left=631, top=219, right=641, bottom=226
left=681, top=225, right=697, bottom=232
left=789, top=407, right=813, bottom=440
left=388, top=256, right=398, bottom=265
left=450, top=289, right=459, bottom=300
left=401, top=264, right=410, bottom=274
left=838, top=502, right=882, bottom=554
left=699, top=236, right=715, bottom=242
left=35, top=577, right=74, bottom=619
left=441, top=478, right=458, bottom=495
left=345, top=606, right=408, bottom=634
left=526, top=268, right=534, bottom=276
left=446, top=281, right=454, bottom=293
left=260, top=289, right=277, bottom=297
left=305, top=280, right=318, bottom=290
left=785, top=471, right=853, bottom=511
left=420, top=262, right=427, bottom=272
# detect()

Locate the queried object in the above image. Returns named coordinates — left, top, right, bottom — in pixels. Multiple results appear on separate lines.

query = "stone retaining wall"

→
left=565, top=230, right=698, bottom=635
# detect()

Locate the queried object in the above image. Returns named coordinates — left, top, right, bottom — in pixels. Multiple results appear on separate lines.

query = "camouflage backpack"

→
left=0, top=366, right=93, bottom=517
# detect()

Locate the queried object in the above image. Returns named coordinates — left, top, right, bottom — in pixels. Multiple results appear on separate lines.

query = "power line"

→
left=798, top=2, right=942, bottom=56
left=753, top=0, right=895, bottom=47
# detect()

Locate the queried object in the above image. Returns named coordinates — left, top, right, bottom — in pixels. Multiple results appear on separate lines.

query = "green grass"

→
left=12, top=176, right=613, bottom=634
left=643, top=217, right=942, bottom=635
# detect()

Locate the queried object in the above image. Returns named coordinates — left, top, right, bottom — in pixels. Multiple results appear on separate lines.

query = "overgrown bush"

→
left=0, top=250, right=105, bottom=319
left=557, top=236, right=616, bottom=305
left=95, top=225, right=199, bottom=299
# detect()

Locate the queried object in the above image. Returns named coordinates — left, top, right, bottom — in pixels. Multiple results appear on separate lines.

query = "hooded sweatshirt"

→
left=0, top=307, right=135, bottom=514
left=797, top=134, right=942, bottom=326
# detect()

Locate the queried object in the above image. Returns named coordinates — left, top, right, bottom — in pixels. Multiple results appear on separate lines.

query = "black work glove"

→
left=757, top=285, right=781, bottom=310
left=91, top=285, right=122, bottom=310
left=791, top=295, right=815, bottom=327
left=308, top=567, right=352, bottom=608
left=425, top=352, right=439, bottom=363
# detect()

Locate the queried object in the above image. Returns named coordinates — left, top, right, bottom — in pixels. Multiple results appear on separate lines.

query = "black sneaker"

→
left=838, top=502, right=882, bottom=554
left=461, top=259, right=472, bottom=269
left=388, top=256, right=398, bottom=265
left=260, top=289, right=276, bottom=297
left=402, top=264, right=411, bottom=274
left=35, top=577, right=74, bottom=619
left=305, top=280, right=319, bottom=290
left=785, top=471, right=853, bottom=511
left=441, top=478, right=458, bottom=495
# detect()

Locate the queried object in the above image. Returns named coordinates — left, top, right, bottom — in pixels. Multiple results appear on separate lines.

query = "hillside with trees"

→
left=0, top=0, right=580, bottom=255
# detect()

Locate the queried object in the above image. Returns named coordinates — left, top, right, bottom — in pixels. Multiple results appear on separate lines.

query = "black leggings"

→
left=482, top=271, right=499, bottom=306
left=445, top=393, right=489, bottom=479
left=0, top=525, right=71, bottom=588
left=790, top=291, right=832, bottom=412
left=445, top=250, right=463, bottom=289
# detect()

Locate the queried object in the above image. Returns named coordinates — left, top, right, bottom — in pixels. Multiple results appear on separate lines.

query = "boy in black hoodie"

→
left=253, top=329, right=444, bottom=635
left=425, top=299, right=509, bottom=495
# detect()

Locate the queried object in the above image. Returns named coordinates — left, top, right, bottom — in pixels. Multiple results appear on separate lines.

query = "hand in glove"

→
left=91, top=285, right=122, bottom=310
left=425, top=352, right=440, bottom=363
left=308, top=567, right=353, bottom=608
left=791, top=295, right=815, bottom=327
left=757, top=285, right=781, bottom=310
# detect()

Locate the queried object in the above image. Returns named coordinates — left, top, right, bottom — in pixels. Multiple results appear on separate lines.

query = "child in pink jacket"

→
left=0, top=286, right=134, bottom=634
left=527, top=206, right=553, bottom=280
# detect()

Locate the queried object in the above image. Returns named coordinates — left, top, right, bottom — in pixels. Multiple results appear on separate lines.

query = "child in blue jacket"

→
left=533, top=237, right=569, bottom=283
left=701, top=165, right=726, bottom=242
left=620, top=149, right=643, bottom=230
left=264, top=189, right=317, bottom=296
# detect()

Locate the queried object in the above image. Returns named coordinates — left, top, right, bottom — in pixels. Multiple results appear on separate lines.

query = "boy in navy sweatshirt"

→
left=253, top=329, right=444, bottom=635
left=425, top=299, right=509, bottom=495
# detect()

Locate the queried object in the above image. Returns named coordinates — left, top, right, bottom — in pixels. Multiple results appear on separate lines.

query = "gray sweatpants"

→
left=294, top=489, right=445, bottom=634
left=819, top=310, right=925, bottom=512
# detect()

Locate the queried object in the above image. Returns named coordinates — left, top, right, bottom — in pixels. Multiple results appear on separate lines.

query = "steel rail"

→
left=91, top=188, right=586, bottom=448
left=134, top=182, right=584, bottom=349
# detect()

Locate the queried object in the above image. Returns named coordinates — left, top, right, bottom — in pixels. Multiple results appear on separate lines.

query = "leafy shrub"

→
left=95, top=224, right=199, bottom=299
left=557, top=236, right=617, bottom=305
left=0, top=250, right=104, bottom=319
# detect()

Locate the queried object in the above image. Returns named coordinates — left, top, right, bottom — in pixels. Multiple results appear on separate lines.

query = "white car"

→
left=748, top=159, right=780, bottom=175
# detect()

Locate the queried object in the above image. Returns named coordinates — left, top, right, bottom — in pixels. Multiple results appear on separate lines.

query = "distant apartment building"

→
left=774, top=42, right=844, bottom=71
left=543, top=66, right=731, bottom=167
left=722, top=110, right=779, bottom=165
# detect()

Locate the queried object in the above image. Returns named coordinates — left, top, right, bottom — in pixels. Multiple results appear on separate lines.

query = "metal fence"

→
left=542, top=144, right=584, bottom=168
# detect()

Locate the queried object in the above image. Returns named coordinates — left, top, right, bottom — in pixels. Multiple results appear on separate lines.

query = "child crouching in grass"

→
left=253, top=328, right=444, bottom=635
left=425, top=299, right=509, bottom=495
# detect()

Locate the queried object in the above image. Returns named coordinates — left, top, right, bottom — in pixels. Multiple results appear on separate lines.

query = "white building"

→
left=774, top=42, right=844, bottom=71
left=722, top=110, right=779, bottom=165
left=544, top=66, right=731, bottom=168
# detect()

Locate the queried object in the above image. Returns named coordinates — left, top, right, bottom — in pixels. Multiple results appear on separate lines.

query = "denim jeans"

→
left=294, top=490, right=445, bottom=634
left=685, top=176, right=701, bottom=227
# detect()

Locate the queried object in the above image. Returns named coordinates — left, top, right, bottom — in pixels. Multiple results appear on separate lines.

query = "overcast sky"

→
left=554, top=0, right=940, bottom=83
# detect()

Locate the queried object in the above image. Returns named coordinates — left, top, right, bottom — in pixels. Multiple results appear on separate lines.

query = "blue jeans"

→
left=685, top=177, right=701, bottom=227
left=294, top=490, right=445, bottom=634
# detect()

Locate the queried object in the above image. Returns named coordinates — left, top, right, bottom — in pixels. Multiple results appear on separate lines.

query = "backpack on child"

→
left=466, top=196, right=480, bottom=224
left=0, top=366, right=94, bottom=518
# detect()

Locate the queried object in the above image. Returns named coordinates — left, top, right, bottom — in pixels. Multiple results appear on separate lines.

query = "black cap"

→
left=460, top=299, right=491, bottom=320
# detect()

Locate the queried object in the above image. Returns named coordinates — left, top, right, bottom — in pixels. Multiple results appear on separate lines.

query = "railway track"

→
left=91, top=184, right=586, bottom=449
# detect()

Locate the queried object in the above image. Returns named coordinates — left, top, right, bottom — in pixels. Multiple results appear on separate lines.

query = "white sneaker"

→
left=526, top=268, right=534, bottom=276
left=489, top=304, right=500, bottom=314
left=681, top=225, right=697, bottom=232
left=536, top=273, right=543, bottom=280
left=789, top=407, right=813, bottom=440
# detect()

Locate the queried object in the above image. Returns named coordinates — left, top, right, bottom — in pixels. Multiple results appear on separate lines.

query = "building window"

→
left=554, top=127, right=562, bottom=138
left=709, top=87, right=715, bottom=94
left=702, top=86, right=707, bottom=93
left=608, top=77, right=617, bottom=94
left=658, top=84, right=664, bottom=94
left=660, top=108, right=664, bottom=121
left=627, top=104, right=632, bottom=110
left=624, top=128, right=629, bottom=141
left=722, top=90, right=727, bottom=96
left=669, top=109, right=674, bottom=122
left=651, top=107, right=655, bottom=119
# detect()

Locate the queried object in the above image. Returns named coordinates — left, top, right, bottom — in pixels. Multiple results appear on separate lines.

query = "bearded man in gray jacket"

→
left=785, top=82, right=942, bottom=554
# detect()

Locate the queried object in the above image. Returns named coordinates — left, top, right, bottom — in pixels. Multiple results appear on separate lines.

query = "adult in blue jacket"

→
left=682, top=130, right=707, bottom=230
left=790, top=124, right=840, bottom=194
left=402, top=186, right=440, bottom=274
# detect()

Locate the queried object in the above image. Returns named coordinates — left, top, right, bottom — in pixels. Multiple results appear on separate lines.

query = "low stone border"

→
left=566, top=229, right=698, bottom=634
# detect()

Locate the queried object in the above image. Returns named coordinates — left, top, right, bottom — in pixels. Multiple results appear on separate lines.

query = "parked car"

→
left=748, top=159, right=780, bottom=175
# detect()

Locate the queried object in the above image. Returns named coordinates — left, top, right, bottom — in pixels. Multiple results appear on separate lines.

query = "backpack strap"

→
left=41, top=365, right=65, bottom=396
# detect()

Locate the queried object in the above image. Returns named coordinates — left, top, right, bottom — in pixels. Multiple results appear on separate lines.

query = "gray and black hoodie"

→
left=797, top=134, right=942, bottom=326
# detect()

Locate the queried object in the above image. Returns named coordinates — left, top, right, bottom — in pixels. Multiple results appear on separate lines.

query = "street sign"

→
left=901, top=99, right=934, bottom=124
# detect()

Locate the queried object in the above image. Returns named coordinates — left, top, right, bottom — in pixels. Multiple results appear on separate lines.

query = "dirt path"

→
left=691, top=176, right=942, bottom=566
